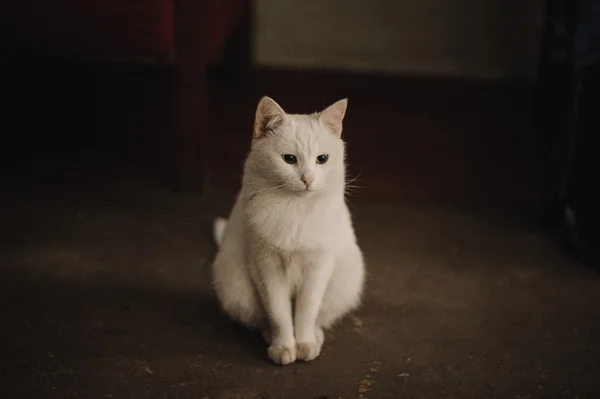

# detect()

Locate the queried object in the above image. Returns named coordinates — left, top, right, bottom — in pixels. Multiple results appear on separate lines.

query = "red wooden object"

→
left=1, top=0, right=250, bottom=193
left=205, top=0, right=248, bottom=62
left=2, top=0, right=247, bottom=63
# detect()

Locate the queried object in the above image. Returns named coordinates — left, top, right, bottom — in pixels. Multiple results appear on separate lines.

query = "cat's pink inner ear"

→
left=319, top=98, right=348, bottom=137
left=253, top=96, right=285, bottom=139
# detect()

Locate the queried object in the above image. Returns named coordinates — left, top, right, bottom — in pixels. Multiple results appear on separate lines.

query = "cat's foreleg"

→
left=317, top=245, right=365, bottom=329
left=294, top=253, right=335, bottom=362
left=252, top=252, right=297, bottom=365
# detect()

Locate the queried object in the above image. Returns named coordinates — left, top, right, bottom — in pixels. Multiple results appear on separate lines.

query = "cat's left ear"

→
left=319, top=98, right=348, bottom=138
left=254, top=96, right=286, bottom=139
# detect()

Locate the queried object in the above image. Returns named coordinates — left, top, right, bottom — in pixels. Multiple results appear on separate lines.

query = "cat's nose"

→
left=301, top=175, right=313, bottom=188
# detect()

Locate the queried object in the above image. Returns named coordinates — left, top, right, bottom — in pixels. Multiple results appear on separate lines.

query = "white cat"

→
left=212, top=96, right=365, bottom=365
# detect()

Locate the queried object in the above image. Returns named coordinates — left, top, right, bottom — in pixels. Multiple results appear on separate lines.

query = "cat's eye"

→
left=316, top=154, right=329, bottom=164
left=282, top=154, right=297, bottom=164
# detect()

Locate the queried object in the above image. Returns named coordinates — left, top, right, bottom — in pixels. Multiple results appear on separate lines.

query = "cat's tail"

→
left=213, top=217, right=228, bottom=247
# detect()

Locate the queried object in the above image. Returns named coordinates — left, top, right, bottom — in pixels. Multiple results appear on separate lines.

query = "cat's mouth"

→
left=290, top=185, right=313, bottom=195
left=299, top=186, right=317, bottom=195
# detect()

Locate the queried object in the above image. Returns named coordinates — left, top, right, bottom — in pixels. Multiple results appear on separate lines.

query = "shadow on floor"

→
left=1, top=60, right=599, bottom=398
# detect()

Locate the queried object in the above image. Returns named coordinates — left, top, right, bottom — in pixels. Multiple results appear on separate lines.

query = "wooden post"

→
left=170, top=0, right=211, bottom=192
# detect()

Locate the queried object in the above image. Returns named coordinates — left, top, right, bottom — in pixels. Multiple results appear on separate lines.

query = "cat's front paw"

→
left=296, top=341, right=322, bottom=362
left=267, top=345, right=297, bottom=365
left=296, top=328, right=324, bottom=362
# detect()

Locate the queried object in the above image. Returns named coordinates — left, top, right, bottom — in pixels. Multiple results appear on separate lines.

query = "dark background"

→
left=1, top=1, right=599, bottom=398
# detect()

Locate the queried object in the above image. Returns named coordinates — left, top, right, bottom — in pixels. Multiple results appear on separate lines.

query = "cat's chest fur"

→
left=244, top=191, right=346, bottom=252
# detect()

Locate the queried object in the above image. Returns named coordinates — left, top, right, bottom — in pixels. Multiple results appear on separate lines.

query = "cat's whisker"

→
left=345, top=181, right=364, bottom=187
left=343, top=179, right=364, bottom=197
left=345, top=174, right=363, bottom=188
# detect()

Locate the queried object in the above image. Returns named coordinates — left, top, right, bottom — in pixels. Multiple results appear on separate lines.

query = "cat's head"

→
left=244, top=96, right=348, bottom=197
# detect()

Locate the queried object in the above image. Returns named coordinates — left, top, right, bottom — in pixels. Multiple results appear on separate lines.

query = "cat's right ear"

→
left=253, top=96, right=286, bottom=139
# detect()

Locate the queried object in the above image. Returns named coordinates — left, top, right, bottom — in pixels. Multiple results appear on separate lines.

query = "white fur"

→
left=211, top=97, right=365, bottom=365
left=213, top=217, right=227, bottom=246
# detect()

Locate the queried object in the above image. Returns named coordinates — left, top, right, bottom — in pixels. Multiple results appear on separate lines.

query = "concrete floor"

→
left=2, top=61, right=599, bottom=397
left=1, top=160, right=600, bottom=398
